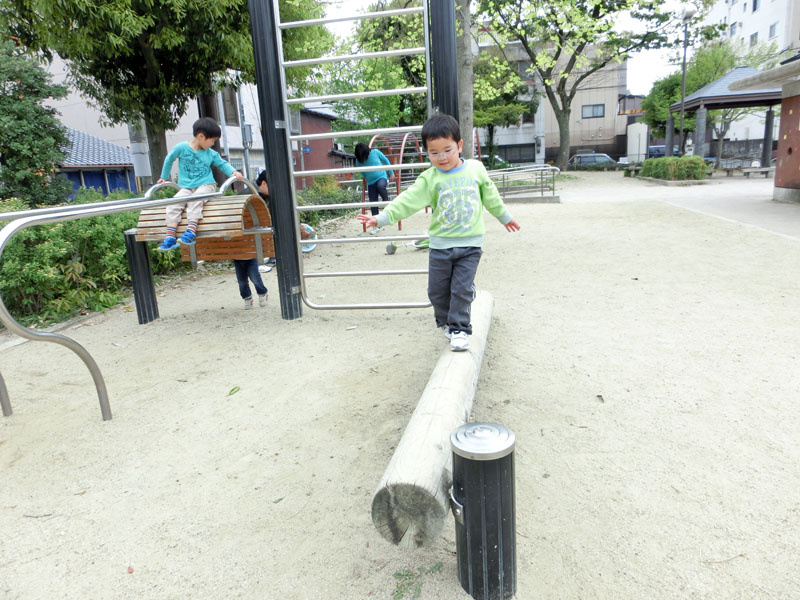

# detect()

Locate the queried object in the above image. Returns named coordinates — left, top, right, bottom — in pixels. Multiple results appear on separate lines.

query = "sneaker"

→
left=266, top=257, right=276, bottom=265
left=449, top=330, right=469, bottom=352
left=157, top=236, right=179, bottom=252
left=179, top=230, right=197, bottom=245
left=258, top=293, right=268, bottom=307
left=441, top=325, right=451, bottom=341
left=244, top=297, right=254, bottom=310
left=368, top=226, right=383, bottom=235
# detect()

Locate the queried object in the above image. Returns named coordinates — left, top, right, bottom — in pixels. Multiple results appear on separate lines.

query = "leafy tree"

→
left=351, top=0, right=428, bottom=127
left=1, top=0, right=333, bottom=178
left=0, top=39, right=72, bottom=207
left=472, top=53, right=529, bottom=167
left=476, top=0, right=721, bottom=170
left=640, top=72, right=687, bottom=139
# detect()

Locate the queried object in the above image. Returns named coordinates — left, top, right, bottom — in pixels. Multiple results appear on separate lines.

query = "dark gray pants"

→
left=428, top=247, right=482, bottom=335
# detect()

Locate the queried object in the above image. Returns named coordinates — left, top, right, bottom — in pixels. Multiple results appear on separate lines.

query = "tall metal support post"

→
left=678, top=8, right=695, bottom=156
left=248, top=0, right=303, bottom=320
left=428, top=0, right=459, bottom=120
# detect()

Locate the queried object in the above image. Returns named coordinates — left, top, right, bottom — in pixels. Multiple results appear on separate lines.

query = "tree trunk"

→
left=197, top=92, right=228, bottom=186
left=486, top=125, right=496, bottom=164
left=554, top=107, right=571, bottom=171
left=714, top=121, right=730, bottom=169
left=144, top=119, right=168, bottom=184
left=455, top=0, right=473, bottom=158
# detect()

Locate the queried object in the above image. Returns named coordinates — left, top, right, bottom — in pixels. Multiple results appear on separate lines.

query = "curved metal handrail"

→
left=0, top=176, right=250, bottom=420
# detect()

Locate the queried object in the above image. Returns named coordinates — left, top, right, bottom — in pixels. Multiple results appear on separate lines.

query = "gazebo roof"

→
left=669, top=66, right=781, bottom=113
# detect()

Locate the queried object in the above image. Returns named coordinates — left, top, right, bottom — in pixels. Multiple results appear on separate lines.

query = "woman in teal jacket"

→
left=354, top=142, right=394, bottom=220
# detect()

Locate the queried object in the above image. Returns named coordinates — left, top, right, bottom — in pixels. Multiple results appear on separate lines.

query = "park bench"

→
left=624, top=165, right=642, bottom=177
left=724, top=167, right=742, bottom=177
left=135, top=193, right=274, bottom=265
left=742, top=166, right=775, bottom=178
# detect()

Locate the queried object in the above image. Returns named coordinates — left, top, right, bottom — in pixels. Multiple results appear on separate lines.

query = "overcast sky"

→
left=322, top=0, right=690, bottom=97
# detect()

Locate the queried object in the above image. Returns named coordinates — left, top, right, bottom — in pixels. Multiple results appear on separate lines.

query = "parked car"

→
left=567, top=153, right=618, bottom=167
left=647, top=145, right=679, bottom=158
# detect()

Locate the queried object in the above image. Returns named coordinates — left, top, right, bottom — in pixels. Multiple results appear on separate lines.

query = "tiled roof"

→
left=61, top=128, right=133, bottom=167
left=669, top=66, right=781, bottom=111
left=683, top=66, right=778, bottom=102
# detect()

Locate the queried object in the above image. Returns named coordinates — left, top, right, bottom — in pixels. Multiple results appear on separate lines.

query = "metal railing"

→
left=487, top=164, right=560, bottom=200
left=274, top=0, right=433, bottom=310
left=0, top=176, right=262, bottom=420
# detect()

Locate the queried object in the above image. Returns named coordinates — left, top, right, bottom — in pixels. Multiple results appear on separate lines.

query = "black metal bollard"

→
left=450, top=423, right=516, bottom=600
left=124, top=229, right=159, bottom=325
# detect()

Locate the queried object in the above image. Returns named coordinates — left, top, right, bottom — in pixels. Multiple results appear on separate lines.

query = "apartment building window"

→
left=742, top=3, right=747, bottom=11
left=220, top=88, right=240, bottom=127
left=581, top=104, right=605, bottom=118
left=769, top=22, right=777, bottom=38
left=752, top=0, right=759, bottom=10
left=750, top=32, right=758, bottom=46
left=730, top=22, right=737, bottom=36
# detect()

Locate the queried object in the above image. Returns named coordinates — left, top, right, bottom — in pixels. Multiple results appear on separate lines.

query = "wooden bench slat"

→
left=135, top=194, right=275, bottom=262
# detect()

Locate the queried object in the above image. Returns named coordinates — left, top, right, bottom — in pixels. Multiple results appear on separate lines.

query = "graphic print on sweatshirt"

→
left=181, top=149, right=214, bottom=181
left=435, top=177, right=480, bottom=234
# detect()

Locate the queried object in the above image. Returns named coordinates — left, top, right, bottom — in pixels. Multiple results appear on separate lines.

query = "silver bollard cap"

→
left=451, top=422, right=515, bottom=461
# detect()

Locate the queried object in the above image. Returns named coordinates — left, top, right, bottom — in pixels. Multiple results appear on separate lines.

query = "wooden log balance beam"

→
left=371, top=290, right=495, bottom=547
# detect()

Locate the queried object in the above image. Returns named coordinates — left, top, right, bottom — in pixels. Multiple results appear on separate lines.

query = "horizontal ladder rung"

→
left=287, top=87, right=427, bottom=105
left=290, top=125, right=422, bottom=142
left=300, top=235, right=427, bottom=245
left=304, top=269, right=428, bottom=278
left=293, top=163, right=430, bottom=178
left=279, top=7, right=424, bottom=30
left=284, top=47, right=425, bottom=68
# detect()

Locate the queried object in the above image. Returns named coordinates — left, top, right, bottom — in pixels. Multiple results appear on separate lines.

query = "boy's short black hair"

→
left=421, top=114, right=461, bottom=149
left=193, top=117, right=222, bottom=139
left=255, top=169, right=268, bottom=186
left=354, top=142, right=370, bottom=163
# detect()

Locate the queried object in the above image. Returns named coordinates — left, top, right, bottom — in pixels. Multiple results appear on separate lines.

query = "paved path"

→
left=558, top=172, right=800, bottom=241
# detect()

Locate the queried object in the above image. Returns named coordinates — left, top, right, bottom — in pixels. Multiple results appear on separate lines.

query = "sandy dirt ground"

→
left=1, top=172, right=799, bottom=599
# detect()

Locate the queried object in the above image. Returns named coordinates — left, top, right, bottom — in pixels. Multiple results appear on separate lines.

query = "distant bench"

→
left=742, top=167, right=775, bottom=178
left=624, top=165, right=642, bottom=177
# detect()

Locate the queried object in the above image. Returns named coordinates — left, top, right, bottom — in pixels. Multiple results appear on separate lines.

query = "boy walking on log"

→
left=357, top=114, right=520, bottom=352
left=157, top=117, right=243, bottom=251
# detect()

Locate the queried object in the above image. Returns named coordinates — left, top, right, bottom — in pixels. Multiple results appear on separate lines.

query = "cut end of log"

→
left=371, top=483, right=449, bottom=547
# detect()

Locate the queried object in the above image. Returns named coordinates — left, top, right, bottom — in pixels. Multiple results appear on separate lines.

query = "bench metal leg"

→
left=0, top=372, right=11, bottom=417
left=124, top=229, right=159, bottom=325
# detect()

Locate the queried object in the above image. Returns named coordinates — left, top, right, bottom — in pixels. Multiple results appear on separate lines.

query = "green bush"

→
left=640, top=156, right=707, bottom=180
left=0, top=188, right=189, bottom=327
left=297, top=175, right=361, bottom=227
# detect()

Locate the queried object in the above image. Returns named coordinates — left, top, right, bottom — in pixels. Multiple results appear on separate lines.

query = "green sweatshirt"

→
left=375, top=159, right=513, bottom=249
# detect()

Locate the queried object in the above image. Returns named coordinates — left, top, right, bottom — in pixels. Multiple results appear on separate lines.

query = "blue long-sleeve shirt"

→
left=355, top=148, right=391, bottom=185
left=160, top=142, right=235, bottom=188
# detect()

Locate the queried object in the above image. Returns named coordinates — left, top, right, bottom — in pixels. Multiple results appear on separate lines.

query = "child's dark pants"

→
left=234, top=258, right=267, bottom=299
left=427, top=247, right=482, bottom=335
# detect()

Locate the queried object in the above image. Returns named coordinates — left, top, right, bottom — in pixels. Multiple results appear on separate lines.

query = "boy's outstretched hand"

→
left=232, top=171, right=244, bottom=181
left=357, top=213, right=378, bottom=229
left=505, top=219, right=521, bottom=232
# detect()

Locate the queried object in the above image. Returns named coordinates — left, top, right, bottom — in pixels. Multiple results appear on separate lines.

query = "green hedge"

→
left=296, top=175, right=361, bottom=228
left=640, top=155, right=707, bottom=180
left=0, top=188, right=189, bottom=327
